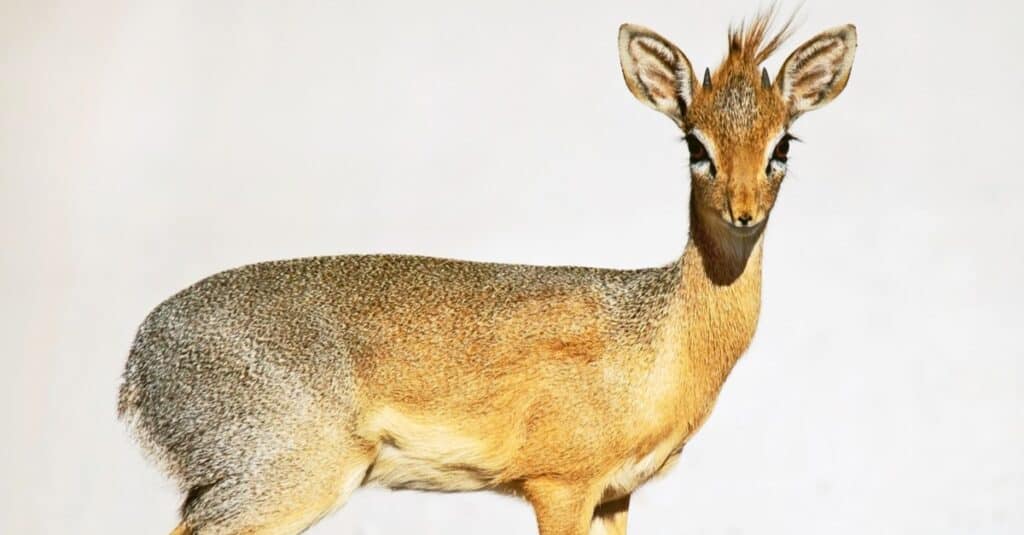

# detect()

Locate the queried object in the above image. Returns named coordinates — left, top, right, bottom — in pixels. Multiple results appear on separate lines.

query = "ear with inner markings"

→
left=775, top=25, right=857, bottom=121
left=618, top=24, right=697, bottom=126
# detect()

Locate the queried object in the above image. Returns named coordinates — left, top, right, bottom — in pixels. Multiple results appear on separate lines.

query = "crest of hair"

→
left=727, top=6, right=799, bottom=65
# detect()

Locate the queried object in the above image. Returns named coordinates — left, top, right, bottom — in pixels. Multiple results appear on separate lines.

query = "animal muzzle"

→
left=726, top=186, right=761, bottom=227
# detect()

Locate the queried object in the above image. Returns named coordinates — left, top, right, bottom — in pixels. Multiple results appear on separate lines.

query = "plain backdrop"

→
left=2, top=0, right=1021, bottom=533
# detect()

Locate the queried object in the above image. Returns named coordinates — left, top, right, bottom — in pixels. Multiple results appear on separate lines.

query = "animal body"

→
left=119, top=11, right=857, bottom=535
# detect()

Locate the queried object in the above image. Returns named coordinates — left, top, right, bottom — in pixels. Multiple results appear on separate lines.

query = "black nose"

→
left=737, top=214, right=753, bottom=226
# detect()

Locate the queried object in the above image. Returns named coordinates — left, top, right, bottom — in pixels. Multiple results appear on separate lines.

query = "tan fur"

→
left=170, top=523, right=192, bottom=535
left=121, top=10, right=856, bottom=535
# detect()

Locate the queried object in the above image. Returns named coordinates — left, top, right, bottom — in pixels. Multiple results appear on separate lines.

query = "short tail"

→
left=116, top=376, right=138, bottom=420
left=117, top=340, right=146, bottom=421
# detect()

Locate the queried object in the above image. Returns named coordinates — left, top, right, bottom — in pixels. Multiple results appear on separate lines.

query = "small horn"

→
left=703, top=68, right=712, bottom=90
left=761, top=67, right=771, bottom=89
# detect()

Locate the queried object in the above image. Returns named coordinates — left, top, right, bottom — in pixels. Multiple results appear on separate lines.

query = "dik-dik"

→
left=119, top=12, right=857, bottom=535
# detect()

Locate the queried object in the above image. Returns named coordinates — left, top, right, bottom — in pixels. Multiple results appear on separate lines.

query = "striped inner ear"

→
left=619, top=25, right=695, bottom=124
left=776, top=25, right=856, bottom=118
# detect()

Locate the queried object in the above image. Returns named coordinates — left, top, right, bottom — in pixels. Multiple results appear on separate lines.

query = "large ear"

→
left=618, top=24, right=697, bottom=126
left=775, top=25, right=857, bottom=120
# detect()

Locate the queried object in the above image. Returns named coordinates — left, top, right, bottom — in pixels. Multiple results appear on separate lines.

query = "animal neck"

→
left=669, top=194, right=765, bottom=410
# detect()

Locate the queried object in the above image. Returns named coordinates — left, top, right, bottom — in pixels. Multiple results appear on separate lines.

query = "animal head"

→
left=618, top=13, right=856, bottom=234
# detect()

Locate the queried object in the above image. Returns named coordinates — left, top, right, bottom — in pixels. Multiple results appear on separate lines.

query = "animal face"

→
left=618, top=15, right=856, bottom=233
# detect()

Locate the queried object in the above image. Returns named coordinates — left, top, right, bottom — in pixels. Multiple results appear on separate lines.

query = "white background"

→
left=2, top=1, right=1021, bottom=533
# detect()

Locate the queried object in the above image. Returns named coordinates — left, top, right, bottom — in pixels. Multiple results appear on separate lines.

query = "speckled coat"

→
left=119, top=11, right=856, bottom=535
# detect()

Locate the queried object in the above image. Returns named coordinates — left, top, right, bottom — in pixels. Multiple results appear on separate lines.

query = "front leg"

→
left=524, top=478, right=603, bottom=535
left=590, top=495, right=630, bottom=535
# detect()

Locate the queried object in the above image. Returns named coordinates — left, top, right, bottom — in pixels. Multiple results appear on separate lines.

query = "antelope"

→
left=119, top=11, right=857, bottom=535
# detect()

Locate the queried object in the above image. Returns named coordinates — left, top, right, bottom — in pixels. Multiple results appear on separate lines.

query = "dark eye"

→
left=685, top=134, right=708, bottom=162
left=766, top=134, right=795, bottom=176
left=685, top=134, right=717, bottom=177
left=772, top=135, right=791, bottom=162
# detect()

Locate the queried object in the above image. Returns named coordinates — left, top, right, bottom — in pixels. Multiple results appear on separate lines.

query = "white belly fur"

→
left=362, top=407, right=512, bottom=492
left=361, top=407, right=684, bottom=498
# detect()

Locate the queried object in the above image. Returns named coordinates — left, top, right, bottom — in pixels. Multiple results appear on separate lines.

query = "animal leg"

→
left=169, top=522, right=192, bottom=535
left=589, top=495, right=630, bottom=535
left=179, top=452, right=372, bottom=535
left=524, top=478, right=602, bottom=535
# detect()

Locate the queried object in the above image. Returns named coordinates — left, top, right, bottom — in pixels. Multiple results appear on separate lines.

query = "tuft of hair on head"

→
left=727, top=5, right=799, bottom=66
